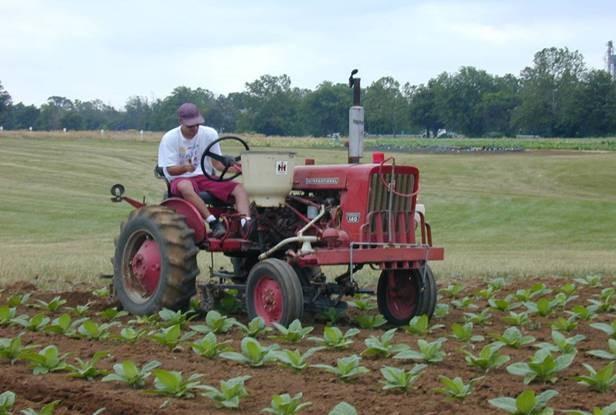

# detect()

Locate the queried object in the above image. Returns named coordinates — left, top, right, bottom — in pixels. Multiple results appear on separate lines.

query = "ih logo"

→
left=275, top=160, right=288, bottom=175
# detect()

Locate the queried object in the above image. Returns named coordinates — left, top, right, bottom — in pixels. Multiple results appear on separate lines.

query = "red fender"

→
left=161, top=198, right=206, bottom=243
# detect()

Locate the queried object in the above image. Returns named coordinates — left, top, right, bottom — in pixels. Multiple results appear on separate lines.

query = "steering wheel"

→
left=200, top=135, right=250, bottom=182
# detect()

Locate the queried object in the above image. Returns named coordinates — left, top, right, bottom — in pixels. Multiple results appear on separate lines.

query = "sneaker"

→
left=209, top=219, right=226, bottom=238
left=240, top=218, right=255, bottom=238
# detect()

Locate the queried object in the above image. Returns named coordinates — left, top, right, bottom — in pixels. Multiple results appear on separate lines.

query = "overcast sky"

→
left=1, top=0, right=615, bottom=109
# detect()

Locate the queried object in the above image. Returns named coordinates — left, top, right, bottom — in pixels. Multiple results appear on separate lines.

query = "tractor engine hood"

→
left=293, top=164, right=377, bottom=190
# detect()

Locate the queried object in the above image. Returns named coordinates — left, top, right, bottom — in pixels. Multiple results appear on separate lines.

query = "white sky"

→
left=1, top=0, right=615, bottom=109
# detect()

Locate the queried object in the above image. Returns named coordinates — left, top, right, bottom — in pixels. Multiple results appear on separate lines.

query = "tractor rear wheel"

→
left=417, top=265, right=437, bottom=317
left=377, top=265, right=437, bottom=326
left=113, top=206, right=199, bottom=315
left=245, top=258, right=303, bottom=326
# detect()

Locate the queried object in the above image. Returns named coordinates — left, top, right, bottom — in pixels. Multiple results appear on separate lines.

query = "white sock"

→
left=241, top=216, right=251, bottom=227
left=206, top=215, right=217, bottom=223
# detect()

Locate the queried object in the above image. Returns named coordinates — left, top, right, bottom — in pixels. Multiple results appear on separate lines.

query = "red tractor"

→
left=110, top=72, right=444, bottom=326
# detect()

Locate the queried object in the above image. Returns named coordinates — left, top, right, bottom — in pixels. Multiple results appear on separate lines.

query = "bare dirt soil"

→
left=0, top=276, right=615, bottom=414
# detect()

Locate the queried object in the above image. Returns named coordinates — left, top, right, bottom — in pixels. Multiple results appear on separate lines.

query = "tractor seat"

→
left=154, top=166, right=230, bottom=207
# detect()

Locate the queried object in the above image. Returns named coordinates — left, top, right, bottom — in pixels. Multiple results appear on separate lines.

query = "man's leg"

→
left=231, top=183, right=250, bottom=217
left=175, top=180, right=212, bottom=219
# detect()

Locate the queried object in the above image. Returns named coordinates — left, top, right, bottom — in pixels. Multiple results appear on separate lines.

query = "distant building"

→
left=608, top=41, right=616, bottom=79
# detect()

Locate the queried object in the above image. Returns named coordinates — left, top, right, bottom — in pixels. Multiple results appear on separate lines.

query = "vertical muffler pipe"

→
left=348, top=69, right=364, bottom=164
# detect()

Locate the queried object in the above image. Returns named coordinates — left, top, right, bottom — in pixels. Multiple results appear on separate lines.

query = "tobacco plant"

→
left=353, top=314, right=386, bottom=329
left=587, top=339, right=616, bottom=360
left=312, top=354, right=370, bottom=381
left=273, top=347, right=322, bottom=371
left=118, top=327, right=146, bottom=343
left=21, top=400, right=61, bottom=415
left=77, top=320, right=118, bottom=340
left=361, top=329, right=409, bottom=359
left=563, top=402, right=616, bottom=415
left=506, top=348, right=575, bottom=384
left=236, top=316, right=271, bottom=338
left=379, top=364, right=426, bottom=392
left=494, top=327, right=535, bottom=349
left=347, top=295, right=376, bottom=311
left=309, top=326, right=359, bottom=350
left=158, top=308, right=195, bottom=327
left=393, top=338, right=447, bottom=364
left=152, top=369, right=206, bottom=398
left=328, top=402, right=357, bottom=415
left=489, top=389, right=558, bottom=415
left=576, top=362, right=616, bottom=393
left=102, top=360, right=161, bottom=388
left=567, top=305, right=596, bottom=321
left=435, top=376, right=474, bottom=400
left=443, top=283, right=464, bottom=297
left=201, top=375, right=251, bottom=409
left=191, top=310, right=237, bottom=334
left=12, top=313, right=50, bottom=332
left=0, top=334, right=37, bottom=363
left=464, top=342, right=510, bottom=372
left=67, top=351, right=110, bottom=380
left=450, top=322, right=484, bottom=343
left=6, top=293, right=30, bottom=307
left=272, top=320, right=314, bottom=343
left=219, top=336, right=279, bottom=367
left=535, top=330, right=585, bottom=354
left=21, top=345, right=69, bottom=375
left=149, top=324, right=194, bottom=350
left=0, top=391, right=15, bottom=415
left=464, top=310, right=492, bottom=326
left=33, top=296, right=66, bottom=312
left=191, top=332, right=232, bottom=358
left=0, top=306, right=16, bottom=326
left=405, top=314, right=444, bottom=335
left=262, top=392, right=312, bottom=414
left=591, top=320, right=616, bottom=339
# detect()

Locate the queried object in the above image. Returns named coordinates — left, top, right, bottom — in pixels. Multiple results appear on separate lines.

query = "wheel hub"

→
left=386, top=271, right=416, bottom=320
left=254, top=277, right=283, bottom=324
left=129, top=239, right=161, bottom=296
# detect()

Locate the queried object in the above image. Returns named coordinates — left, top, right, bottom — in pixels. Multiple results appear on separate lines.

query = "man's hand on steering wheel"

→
left=200, top=135, right=250, bottom=182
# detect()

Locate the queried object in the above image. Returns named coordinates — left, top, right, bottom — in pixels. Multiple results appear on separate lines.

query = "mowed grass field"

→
left=0, top=131, right=615, bottom=290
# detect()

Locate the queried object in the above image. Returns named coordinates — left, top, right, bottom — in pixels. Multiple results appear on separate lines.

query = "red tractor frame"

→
left=110, top=135, right=444, bottom=326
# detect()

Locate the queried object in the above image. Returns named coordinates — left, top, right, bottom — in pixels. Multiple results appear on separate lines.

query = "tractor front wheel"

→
left=245, top=258, right=303, bottom=326
left=377, top=265, right=437, bottom=326
left=113, top=206, right=199, bottom=315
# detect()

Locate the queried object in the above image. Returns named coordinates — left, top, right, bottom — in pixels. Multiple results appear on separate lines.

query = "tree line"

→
left=1, top=47, right=615, bottom=138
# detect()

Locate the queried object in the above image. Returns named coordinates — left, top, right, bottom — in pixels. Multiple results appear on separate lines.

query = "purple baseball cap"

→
left=177, top=103, right=204, bottom=126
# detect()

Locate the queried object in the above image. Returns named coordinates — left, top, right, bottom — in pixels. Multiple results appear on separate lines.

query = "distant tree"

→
left=124, top=96, right=152, bottom=130
left=302, top=81, right=349, bottom=136
left=6, top=103, right=39, bottom=129
left=435, top=66, right=499, bottom=137
left=480, top=74, right=520, bottom=136
left=513, top=47, right=586, bottom=136
left=363, top=76, right=408, bottom=135
left=243, top=74, right=304, bottom=136
left=575, top=70, right=616, bottom=136
left=37, top=96, right=74, bottom=130
left=406, top=75, right=446, bottom=137
left=0, top=81, right=13, bottom=126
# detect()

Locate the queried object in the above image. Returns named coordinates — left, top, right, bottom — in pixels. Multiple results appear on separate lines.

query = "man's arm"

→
left=166, top=163, right=196, bottom=176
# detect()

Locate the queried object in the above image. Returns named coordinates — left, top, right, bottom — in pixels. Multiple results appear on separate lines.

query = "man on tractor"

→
left=157, top=102, right=251, bottom=237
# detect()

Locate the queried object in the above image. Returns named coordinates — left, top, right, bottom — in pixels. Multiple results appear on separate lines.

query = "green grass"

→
left=0, top=132, right=614, bottom=289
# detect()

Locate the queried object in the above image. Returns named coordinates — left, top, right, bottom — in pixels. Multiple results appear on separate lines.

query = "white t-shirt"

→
left=157, top=125, right=222, bottom=181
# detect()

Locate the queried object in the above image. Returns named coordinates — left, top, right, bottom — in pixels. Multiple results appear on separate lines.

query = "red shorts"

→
left=170, top=175, right=237, bottom=203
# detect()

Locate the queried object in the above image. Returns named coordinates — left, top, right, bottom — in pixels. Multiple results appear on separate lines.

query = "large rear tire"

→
left=245, top=258, right=303, bottom=326
left=113, top=206, right=199, bottom=315
left=377, top=265, right=437, bottom=326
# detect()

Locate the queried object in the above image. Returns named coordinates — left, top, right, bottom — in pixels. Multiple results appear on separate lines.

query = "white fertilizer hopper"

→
left=241, top=151, right=296, bottom=207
